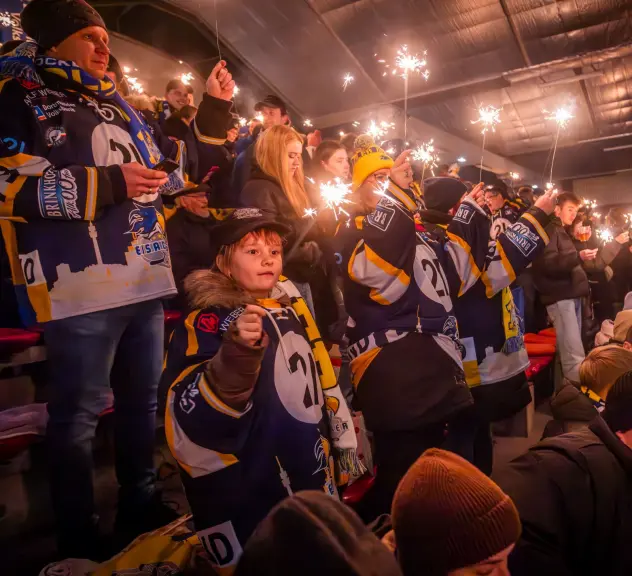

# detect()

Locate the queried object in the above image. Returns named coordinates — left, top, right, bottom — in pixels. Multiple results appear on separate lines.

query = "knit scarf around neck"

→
left=1, top=42, right=175, bottom=178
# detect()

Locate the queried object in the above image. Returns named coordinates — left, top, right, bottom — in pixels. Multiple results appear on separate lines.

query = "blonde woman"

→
left=240, top=125, right=311, bottom=220
left=239, top=125, right=338, bottom=333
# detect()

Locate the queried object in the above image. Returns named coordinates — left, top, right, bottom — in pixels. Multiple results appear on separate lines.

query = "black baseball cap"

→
left=212, top=208, right=291, bottom=247
left=254, top=94, right=287, bottom=115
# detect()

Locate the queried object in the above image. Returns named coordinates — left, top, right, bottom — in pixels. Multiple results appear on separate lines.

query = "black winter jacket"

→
left=165, top=208, right=216, bottom=309
left=496, top=416, right=632, bottom=576
left=540, top=382, right=598, bottom=438
left=532, top=220, right=589, bottom=305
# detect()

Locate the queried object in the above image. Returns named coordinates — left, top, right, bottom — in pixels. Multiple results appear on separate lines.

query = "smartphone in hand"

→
left=152, top=159, right=180, bottom=175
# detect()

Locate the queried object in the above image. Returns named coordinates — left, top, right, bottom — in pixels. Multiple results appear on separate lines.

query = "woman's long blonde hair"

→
left=255, top=125, right=309, bottom=216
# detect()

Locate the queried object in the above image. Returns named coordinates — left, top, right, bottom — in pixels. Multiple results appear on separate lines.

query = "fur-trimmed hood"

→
left=184, top=269, right=258, bottom=310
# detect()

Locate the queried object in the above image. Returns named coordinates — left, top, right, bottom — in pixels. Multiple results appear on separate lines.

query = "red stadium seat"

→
left=525, top=355, right=554, bottom=380
left=342, top=470, right=376, bottom=506
left=0, top=328, right=41, bottom=357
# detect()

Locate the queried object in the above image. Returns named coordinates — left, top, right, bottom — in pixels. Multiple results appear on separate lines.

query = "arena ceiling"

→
left=91, top=0, right=632, bottom=182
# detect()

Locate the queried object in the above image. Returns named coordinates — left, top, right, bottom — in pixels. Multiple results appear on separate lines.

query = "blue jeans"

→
left=44, top=300, right=164, bottom=542
left=546, top=298, right=584, bottom=382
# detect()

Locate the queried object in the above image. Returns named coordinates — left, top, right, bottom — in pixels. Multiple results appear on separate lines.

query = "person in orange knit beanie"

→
left=390, top=449, right=521, bottom=576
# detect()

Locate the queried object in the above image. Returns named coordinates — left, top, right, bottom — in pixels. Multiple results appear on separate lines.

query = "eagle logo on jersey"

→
left=126, top=203, right=169, bottom=266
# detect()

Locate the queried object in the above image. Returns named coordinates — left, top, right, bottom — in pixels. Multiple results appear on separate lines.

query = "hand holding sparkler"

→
left=534, top=187, right=558, bottom=216
left=466, top=182, right=486, bottom=208
left=390, top=149, right=413, bottom=189
left=616, top=231, right=630, bottom=245
left=206, top=60, right=235, bottom=101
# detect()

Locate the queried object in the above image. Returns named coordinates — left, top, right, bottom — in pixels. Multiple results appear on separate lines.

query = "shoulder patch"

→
left=367, top=200, right=395, bottom=232
left=453, top=202, right=475, bottom=224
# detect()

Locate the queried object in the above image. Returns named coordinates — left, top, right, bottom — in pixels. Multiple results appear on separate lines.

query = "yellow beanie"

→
left=351, top=134, right=394, bottom=191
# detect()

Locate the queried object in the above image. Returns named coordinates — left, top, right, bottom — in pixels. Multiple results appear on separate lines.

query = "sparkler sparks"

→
left=510, top=172, right=520, bottom=180
left=395, top=45, right=429, bottom=79
left=583, top=198, right=598, bottom=209
left=544, top=105, right=575, bottom=129
left=255, top=113, right=264, bottom=123
left=303, top=119, right=313, bottom=128
left=411, top=139, right=439, bottom=178
left=126, top=77, right=144, bottom=94
left=233, top=84, right=240, bottom=96
left=596, top=228, right=613, bottom=244
left=180, top=72, right=194, bottom=85
left=366, top=120, right=395, bottom=140
left=342, top=73, right=354, bottom=91
left=472, top=104, right=502, bottom=134
left=0, top=12, right=10, bottom=27
left=238, top=117, right=247, bottom=127
left=320, top=178, right=353, bottom=220
left=546, top=182, right=555, bottom=190
left=303, top=208, right=318, bottom=219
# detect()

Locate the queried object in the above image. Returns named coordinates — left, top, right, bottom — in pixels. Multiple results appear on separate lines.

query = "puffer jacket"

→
left=533, top=220, right=589, bottom=305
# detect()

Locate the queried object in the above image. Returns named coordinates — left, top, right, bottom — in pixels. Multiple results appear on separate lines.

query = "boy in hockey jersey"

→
left=336, top=135, right=554, bottom=517
left=161, top=208, right=359, bottom=575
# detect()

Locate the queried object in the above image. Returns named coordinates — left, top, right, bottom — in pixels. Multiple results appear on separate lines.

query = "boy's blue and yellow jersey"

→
left=160, top=279, right=340, bottom=574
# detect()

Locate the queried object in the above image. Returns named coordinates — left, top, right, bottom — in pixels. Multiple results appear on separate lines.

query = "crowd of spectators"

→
left=2, top=1, right=632, bottom=575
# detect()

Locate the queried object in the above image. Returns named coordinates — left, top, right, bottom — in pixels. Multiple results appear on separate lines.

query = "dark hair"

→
left=556, top=192, right=581, bottom=207
left=608, top=207, right=628, bottom=230
left=0, top=40, right=23, bottom=55
left=179, top=105, right=198, bottom=121
left=165, top=79, right=186, bottom=93
left=314, top=140, right=345, bottom=167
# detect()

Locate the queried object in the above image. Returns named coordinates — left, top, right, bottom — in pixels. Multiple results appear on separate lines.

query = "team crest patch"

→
left=126, top=203, right=169, bottom=266
left=45, top=126, right=67, bottom=148
left=196, top=312, right=219, bottom=333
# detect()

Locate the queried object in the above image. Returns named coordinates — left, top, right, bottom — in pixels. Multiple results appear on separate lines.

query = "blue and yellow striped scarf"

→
left=0, top=42, right=164, bottom=170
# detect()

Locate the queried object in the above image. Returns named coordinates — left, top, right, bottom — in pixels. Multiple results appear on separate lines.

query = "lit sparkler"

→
left=366, top=120, right=395, bottom=141
left=546, top=182, right=554, bottom=190
left=233, top=84, right=240, bottom=96
left=593, top=212, right=602, bottom=219
left=510, top=172, right=520, bottom=180
left=411, top=139, right=439, bottom=180
left=376, top=45, right=430, bottom=142
left=544, top=103, right=575, bottom=183
left=180, top=72, right=194, bottom=85
left=304, top=119, right=313, bottom=128
left=0, top=12, right=10, bottom=27
left=126, top=77, right=144, bottom=94
left=255, top=113, right=264, bottom=123
left=472, top=104, right=502, bottom=180
left=342, top=73, right=354, bottom=91
left=303, top=208, right=318, bottom=219
left=596, top=228, right=613, bottom=245
left=320, top=178, right=353, bottom=220
left=472, top=104, right=502, bottom=135
left=238, top=117, right=247, bottom=127
left=122, top=65, right=131, bottom=74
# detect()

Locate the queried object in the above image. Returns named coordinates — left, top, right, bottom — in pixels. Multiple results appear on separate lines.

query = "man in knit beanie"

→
left=235, top=491, right=403, bottom=576
left=391, top=449, right=521, bottom=576
left=2, top=0, right=235, bottom=559
left=350, top=134, right=395, bottom=191
left=496, top=370, right=632, bottom=576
